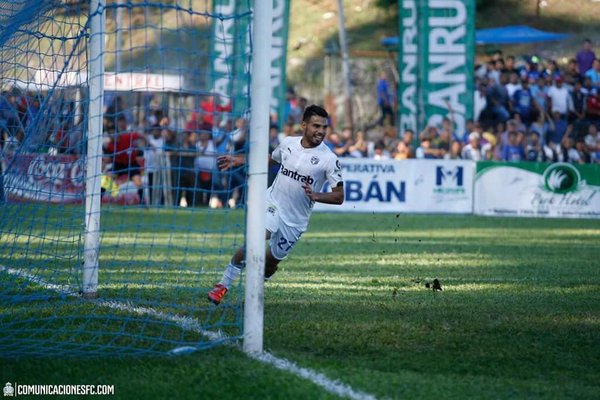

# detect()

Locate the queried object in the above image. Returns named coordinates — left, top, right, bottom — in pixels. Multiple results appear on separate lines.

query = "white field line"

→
left=251, top=352, right=378, bottom=400
left=0, top=265, right=227, bottom=343
left=1, top=265, right=378, bottom=400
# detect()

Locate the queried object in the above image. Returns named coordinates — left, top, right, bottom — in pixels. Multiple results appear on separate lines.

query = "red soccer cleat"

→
left=207, top=283, right=228, bottom=305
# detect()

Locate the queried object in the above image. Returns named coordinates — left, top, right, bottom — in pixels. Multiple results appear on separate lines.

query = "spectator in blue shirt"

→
left=500, top=130, right=526, bottom=162
left=376, top=71, right=395, bottom=126
left=547, top=111, right=570, bottom=148
left=584, top=58, right=600, bottom=87
left=531, top=77, right=549, bottom=114
left=512, top=78, right=537, bottom=126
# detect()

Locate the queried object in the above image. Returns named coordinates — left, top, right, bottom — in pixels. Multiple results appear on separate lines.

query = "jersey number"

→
left=277, top=237, right=295, bottom=251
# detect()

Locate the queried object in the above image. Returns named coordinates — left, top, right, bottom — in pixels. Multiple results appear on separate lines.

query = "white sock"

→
left=219, top=263, right=242, bottom=289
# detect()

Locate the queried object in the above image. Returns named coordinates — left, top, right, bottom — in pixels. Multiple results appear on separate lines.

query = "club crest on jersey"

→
left=280, top=166, right=314, bottom=184
left=310, top=156, right=319, bottom=165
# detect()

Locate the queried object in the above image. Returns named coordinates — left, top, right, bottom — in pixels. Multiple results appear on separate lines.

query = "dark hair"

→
left=302, top=104, right=328, bottom=122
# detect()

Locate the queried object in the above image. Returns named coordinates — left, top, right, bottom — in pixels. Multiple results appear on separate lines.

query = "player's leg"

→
left=264, top=248, right=280, bottom=279
left=265, top=222, right=303, bottom=279
left=208, top=230, right=271, bottom=305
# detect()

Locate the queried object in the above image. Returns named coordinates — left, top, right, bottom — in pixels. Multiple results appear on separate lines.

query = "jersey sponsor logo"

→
left=279, top=166, right=314, bottom=184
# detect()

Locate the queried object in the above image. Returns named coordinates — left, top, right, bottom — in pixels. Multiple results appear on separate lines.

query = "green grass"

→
left=2, top=212, right=600, bottom=399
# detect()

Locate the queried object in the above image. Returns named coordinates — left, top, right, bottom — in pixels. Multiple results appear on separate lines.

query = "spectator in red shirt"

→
left=199, top=96, right=232, bottom=126
left=104, top=115, right=144, bottom=200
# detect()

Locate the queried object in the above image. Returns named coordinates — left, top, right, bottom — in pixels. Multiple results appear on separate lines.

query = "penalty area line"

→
left=1, top=265, right=378, bottom=399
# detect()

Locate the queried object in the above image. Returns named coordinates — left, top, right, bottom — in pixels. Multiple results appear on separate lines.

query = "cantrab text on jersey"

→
left=279, top=166, right=314, bottom=184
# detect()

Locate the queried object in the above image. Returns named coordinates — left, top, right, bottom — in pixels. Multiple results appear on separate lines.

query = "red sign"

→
left=1, top=153, right=140, bottom=205
left=2, top=153, right=85, bottom=203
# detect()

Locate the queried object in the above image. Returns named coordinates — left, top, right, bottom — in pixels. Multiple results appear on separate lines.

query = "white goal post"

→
left=83, top=0, right=105, bottom=298
left=243, top=0, right=273, bottom=355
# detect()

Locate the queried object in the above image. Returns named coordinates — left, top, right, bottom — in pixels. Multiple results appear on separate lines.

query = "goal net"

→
left=0, top=0, right=254, bottom=356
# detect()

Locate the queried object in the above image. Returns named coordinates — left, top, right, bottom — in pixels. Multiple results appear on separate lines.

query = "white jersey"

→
left=268, top=136, right=343, bottom=230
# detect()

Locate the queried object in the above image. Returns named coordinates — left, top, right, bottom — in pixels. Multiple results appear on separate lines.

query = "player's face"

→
left=301, top=115, right=327, bottom=148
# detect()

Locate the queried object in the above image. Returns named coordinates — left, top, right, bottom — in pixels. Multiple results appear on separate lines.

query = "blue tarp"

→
left=475, top=25, right=568, bottom=44
left=380, top=25, right=568, bottom=47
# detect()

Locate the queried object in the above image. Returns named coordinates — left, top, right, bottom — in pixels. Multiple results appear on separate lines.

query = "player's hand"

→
left=303, top=182, right=316, bottom=201
left=217, top=155, right=234, bottom=170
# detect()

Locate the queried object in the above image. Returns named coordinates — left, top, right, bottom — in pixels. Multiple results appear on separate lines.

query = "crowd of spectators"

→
left=2, top=38, right=600, bottom=208
left=347, top=39, right=599, bottom=164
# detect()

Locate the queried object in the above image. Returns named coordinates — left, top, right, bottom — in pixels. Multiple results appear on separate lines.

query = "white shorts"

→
left=265, top=202, right=303, bottom=260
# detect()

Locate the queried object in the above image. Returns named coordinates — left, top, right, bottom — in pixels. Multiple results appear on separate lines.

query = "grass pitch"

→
left=2, top=212, right=599, bottom=399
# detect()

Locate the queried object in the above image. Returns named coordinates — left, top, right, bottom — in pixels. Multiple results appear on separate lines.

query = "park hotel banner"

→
left=474, top=162, right=600, bottom=219
left=315, top=158, right=474, bottom=214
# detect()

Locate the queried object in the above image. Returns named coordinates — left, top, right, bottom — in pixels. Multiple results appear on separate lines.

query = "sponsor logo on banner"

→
left=542, top=163, right=580, bottom=194
left=532, top=163, right=596, bottom=210
left=434, top=165, right=465, bottom=194
left=4, top=154, right=85, bottom=203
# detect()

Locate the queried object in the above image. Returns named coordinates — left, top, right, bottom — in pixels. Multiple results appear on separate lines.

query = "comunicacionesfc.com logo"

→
left=4, top=382, right=114, bottom=396
left=3, top=382, right=14, bottom=397
left=542, top=163, right=582, bottom=194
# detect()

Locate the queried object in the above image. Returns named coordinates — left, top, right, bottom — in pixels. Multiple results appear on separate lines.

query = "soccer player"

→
left=208, top=105, right=344, bottom=305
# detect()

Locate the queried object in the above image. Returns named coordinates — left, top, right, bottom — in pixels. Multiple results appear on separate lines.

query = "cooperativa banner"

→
left=315, top=158, right=474, bottom=214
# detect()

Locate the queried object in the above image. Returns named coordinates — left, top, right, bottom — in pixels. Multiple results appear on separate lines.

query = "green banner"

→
left=418, top=0, right=475, bottom=134
left=272, top=0, right=291, bottom=131
left=232, top=0, right=251, bottom=115
left=211, top=0, right=290, bottom=121
left=476, top=161, right=600, bottom=187
left=397, top=0, right=419, bottom=133
left=209, top=0, right=237, bottom=108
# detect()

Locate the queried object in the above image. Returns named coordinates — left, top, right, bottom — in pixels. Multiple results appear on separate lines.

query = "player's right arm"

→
left=217, top=154, right=246, bottom=170
left=217, top=136, right=289, bottom=170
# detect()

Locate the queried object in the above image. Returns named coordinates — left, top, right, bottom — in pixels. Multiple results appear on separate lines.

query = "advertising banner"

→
left=417, top=0, right=475, bottom=133
left=315, top=158, right=473, bottom=213
left=474, top=162, right=600, bottom=218
left=211, top=0, right=290, bottom=120
left=2, top=154, right=85, bottom=203
left=2, top=154, right=141, bottom=205
left=209, top=0, right=237, bottom=106
left=398, top=0, right=419, bottom=133
left=271, top=0, right=291, bottom=130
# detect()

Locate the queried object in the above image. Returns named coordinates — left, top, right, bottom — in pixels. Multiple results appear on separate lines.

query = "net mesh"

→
left=0, top=0, right=252, bottom=356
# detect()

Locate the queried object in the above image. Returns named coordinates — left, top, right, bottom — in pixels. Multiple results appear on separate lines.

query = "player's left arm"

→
left=303, top=182, right=344, bottom=204
left=302, top=156, right=344, bottom=205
